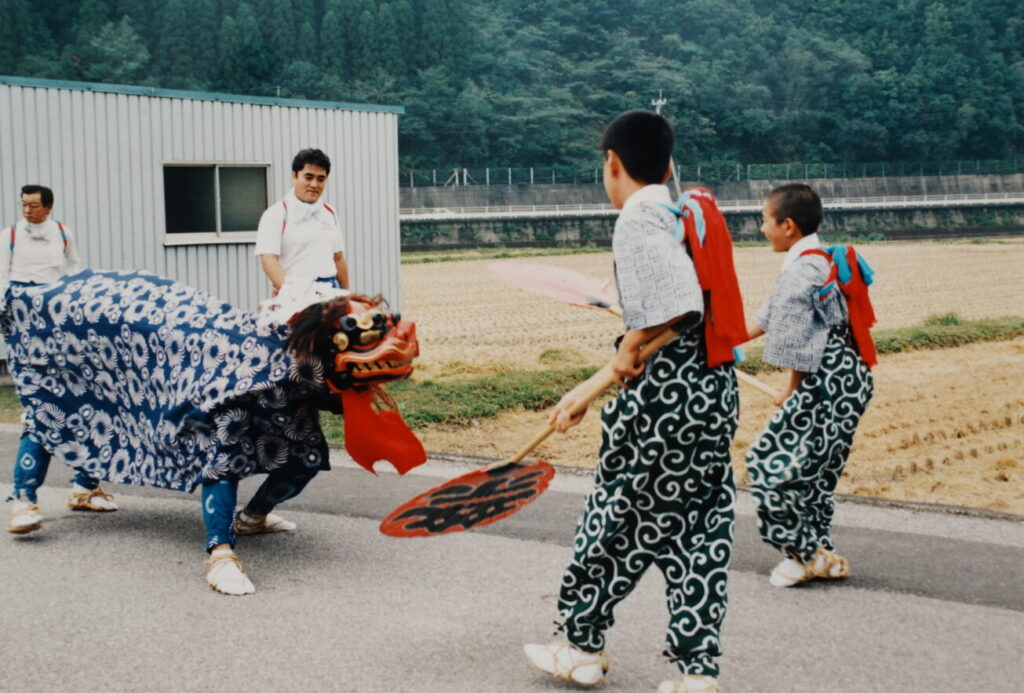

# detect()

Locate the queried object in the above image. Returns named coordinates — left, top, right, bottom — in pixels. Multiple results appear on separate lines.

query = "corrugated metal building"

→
left=0, top=75, right=404, bottom=314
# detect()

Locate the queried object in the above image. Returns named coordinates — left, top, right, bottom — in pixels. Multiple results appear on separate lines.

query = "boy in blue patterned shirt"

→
left=523, top=111, right=740, bottom=693
left=745, top=184, right=874, bottom=588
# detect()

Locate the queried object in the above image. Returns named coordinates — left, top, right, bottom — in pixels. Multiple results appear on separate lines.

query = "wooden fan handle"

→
left=735, top=369, right=781, bottom=399
left=499, top=326, right=680, bottom=467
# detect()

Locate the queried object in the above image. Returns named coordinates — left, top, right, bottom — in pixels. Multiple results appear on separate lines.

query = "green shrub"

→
left=384, top=367, right=597, bottom=428
left=923, top=313, right=962, bottom=326
left=401, top=225, right=440, bottom=244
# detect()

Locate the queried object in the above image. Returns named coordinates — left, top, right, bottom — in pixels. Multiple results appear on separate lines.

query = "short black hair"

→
left=600, top=110, right=674, bottom=185
left=766, top=184, right=823, bottom=236
left=21, top=184, right=54, bottom=208
left=292, top=148, right=331, bottom=175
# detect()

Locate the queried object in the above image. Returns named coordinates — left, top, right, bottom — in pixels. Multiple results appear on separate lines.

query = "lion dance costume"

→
left=3, top=269, right=423, bottom=593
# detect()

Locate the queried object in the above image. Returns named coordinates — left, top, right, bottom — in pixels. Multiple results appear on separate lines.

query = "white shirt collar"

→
left=23, top=218, right=54, bottom=240
left=622, top=184, right=672, bottom=213
left=782, top=232, right=821, bottom=270
left=285, top=189, right=326, bottom=222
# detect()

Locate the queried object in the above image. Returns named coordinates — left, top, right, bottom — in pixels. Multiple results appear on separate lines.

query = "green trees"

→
left=2, top=0, right=1021, bottom=170
left=82, top=17, right=150, bottom=84
left=153, top=0, right=195, bottom=87
left=218, top=3, right=270, bottom=94
left=0, top=0, right=61, bottom=77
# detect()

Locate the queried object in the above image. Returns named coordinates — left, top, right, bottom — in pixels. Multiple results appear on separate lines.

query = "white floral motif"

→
left=90, top=411, right=114, bottom=447
left=55, top=440, right=91, bottom=467
left=46, top=292, right=70, bottom=326
left=129, top=333, right=149, bottom=369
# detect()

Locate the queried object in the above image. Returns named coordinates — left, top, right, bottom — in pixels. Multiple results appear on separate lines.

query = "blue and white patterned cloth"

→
left=2, top=270, right=332, bottom=493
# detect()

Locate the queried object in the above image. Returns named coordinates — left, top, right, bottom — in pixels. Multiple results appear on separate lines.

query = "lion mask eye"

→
left=355, top=311, right=376, bottom=330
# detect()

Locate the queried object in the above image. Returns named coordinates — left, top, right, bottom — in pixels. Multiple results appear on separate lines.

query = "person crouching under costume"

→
left=2, top=271, right=424, bottom=595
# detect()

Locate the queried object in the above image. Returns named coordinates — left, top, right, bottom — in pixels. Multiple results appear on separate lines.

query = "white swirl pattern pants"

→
left=556, top=333, right=738, bottom=677
left=746, top=329, right=873, bottom=563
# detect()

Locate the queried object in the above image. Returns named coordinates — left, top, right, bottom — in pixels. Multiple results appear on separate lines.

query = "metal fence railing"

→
left=401, top=166, right=602, bottom=188
left=400, top=158, right=1024, bottom=187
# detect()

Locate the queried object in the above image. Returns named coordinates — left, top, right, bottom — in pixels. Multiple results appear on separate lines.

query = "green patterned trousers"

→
left=746, top=329, right=873, bottom=562
left=557, top=332, right=738, bottom=677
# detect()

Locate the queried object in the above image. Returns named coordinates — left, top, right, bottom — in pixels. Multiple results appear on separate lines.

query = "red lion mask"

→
left=286, top=294, right=419, bottom=390
left=324, top=297, right=419, bottom=392
left=287, top=294, right=425, bottom=475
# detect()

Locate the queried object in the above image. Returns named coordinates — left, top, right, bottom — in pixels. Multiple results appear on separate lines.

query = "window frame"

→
left=162, top=162, right=271, bottom=246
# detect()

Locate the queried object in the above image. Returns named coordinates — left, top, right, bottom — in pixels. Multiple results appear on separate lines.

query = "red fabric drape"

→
left=800, top=247, right=877, bottom=369
left=840, top=246, right=878, bottom=368
left=341, top=388, right=426, bottom=475
left=681, top=189, right=749, bottom=367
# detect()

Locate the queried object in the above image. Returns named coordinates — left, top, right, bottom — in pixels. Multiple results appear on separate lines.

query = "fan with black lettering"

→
left=379, top=326, right=683, bottom=538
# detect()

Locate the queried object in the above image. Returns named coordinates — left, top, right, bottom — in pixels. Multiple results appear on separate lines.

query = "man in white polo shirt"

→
left=254, top=148, right=349, bottom=295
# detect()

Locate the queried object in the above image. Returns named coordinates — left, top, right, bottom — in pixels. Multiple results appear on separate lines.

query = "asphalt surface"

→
left=1, top=425, right=1022, bottom=693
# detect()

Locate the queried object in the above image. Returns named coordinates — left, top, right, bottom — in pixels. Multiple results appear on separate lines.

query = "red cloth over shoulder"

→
left=799, top=246, right=878, bottom=368
left=676, top=188, right=749, bottom=367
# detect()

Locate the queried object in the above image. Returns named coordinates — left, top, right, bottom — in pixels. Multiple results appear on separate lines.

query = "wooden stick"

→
left=736, top=369, right=781, bottom=399
left=585, top=300, right=780, bottom=400
left=490, top=326, right=680, bottom=469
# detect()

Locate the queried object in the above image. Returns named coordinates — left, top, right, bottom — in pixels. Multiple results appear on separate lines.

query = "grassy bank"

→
left=0, top=314, right=1019, bottom=437
left=384, top=313, right=1023, bottom=428
left=318, top=366, right=597, bottom=441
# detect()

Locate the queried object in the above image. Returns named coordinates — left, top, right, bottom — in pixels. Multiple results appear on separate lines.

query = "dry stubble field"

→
left=401, top=242, right=1024, bottom=515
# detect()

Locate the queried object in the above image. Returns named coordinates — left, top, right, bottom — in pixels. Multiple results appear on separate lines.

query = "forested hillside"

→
left=1, top=0, right=1021, bottom=170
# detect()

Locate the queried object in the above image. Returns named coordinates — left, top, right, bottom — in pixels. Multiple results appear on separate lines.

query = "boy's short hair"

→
left=766, top=184, right=823, bottom=236
left=21, top=184, right=54, bottom=208
left=292, top=148, right=331, bottom=175
left=600, top=110, right=674, bottom=185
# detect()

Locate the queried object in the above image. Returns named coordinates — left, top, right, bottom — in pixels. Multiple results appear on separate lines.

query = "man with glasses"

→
left=3, top=184, right=117, bottom=535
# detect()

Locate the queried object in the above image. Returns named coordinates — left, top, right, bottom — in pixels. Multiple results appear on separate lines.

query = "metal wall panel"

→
left=0, top=79, right=402, bottom=320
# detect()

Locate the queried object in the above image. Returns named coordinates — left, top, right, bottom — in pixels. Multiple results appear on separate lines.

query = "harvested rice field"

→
left=402, top=242, right=1024, bottom=515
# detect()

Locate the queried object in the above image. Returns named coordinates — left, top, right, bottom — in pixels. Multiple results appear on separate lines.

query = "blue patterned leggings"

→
left=10, top=432, right=99, bottom=503
left=201, top=461, right=320, bottom=552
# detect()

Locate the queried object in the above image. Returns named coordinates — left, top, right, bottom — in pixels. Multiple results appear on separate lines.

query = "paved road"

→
left=1, top=427, right=1022, bottom=693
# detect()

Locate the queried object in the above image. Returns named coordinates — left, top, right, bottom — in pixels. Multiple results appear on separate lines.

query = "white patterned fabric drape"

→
left=3, top=270, right=332, bottom=494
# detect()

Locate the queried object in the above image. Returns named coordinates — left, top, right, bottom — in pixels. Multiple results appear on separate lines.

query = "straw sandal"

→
left=7, top=499, right=44, bottom=534
left=67, top=484, right=118, bottom=511
left=810, top=546, right=850, bottom=579
left=770, top=546, right=850, bottom=587
left=769, top=556, right=814, bottom=587
left=234, top=510, right=296, bottom=535
left=205, top=549, right=256, bottom=595
left=523, top=641, right=610, bottom=686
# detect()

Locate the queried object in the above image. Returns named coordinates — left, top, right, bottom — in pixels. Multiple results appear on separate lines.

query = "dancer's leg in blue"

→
left=201, top=479, right=239, bottom=552
left=10, top=433, right=51, bottom=503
